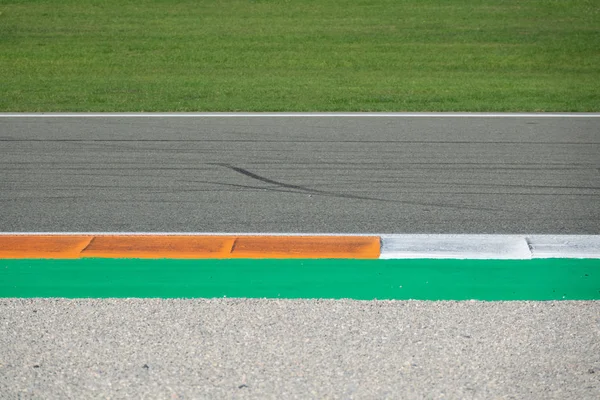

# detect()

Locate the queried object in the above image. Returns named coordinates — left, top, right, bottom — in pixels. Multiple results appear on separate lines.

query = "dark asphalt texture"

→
left=1, top=115, right=599, bottom=233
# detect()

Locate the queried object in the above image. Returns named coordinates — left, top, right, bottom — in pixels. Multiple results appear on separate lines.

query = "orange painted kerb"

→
left=0, top=236, right=92, bottom=259
left=0, top=235, right=380, bottom=259
left=230, top=236, right=379, bottom=259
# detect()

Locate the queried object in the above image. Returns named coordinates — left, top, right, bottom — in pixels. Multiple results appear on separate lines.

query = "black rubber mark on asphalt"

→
left=213, top=163, right=392, bottom=203
left=217, top=164, right=321, bottom=193
left=213, top=163, right=505, bottom=212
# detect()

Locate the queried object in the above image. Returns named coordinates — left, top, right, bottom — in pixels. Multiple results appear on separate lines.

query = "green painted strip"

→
left=1, top=259, right=598, bottom=300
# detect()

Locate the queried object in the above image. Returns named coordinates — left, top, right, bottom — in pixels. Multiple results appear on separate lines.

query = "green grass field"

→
left=1, top=0, right=599, bottom=111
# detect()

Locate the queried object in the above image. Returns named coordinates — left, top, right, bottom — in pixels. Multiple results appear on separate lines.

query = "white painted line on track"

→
left=1, top=113, right=600, bottom=118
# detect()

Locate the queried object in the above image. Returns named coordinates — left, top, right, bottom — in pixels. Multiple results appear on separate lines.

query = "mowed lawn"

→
left=1, top=0, right=599, bottom=111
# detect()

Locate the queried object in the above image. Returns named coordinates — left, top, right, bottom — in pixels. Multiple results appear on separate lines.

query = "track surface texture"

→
left=2, top=115, right=600, bottom=399
left=1, top=115, right=599, bottom=233
left=1, top=299, right=599, bottom=400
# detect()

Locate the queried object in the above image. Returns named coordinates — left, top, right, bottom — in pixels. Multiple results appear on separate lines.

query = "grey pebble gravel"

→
left=1, top=299, right=599, bottom=399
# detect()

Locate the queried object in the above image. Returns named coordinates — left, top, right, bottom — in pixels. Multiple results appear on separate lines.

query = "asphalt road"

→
left=1, top=114, right=599, bottom=399
left=1, top=114, right=599, bottom=233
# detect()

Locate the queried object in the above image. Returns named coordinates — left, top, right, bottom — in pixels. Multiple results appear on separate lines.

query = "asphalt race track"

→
left=1, top=114, right=599, bottom=399
left=0, top=114, right=599, bottom=233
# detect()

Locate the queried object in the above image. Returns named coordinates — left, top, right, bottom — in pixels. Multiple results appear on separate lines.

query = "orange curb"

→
left=81, top=236, right=236, bottom=259
left=0, top=235, right=381, bottom=259
left=230, top=236, right=380, bottom=259
left=0, top=235, right=92, bottom=259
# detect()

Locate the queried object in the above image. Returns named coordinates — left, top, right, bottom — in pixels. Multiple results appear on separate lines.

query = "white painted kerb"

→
left=528, top=235, right=600, bottom=259
left=380, top=235, right=532, bottom=259
left=381, top=235, right=600, bottom=259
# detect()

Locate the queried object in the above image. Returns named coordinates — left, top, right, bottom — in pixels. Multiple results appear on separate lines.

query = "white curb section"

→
left=380, top=235, right=532, bottom=259
left=380, top=235, right=600, bottom=259
left=528, top=235, right=600, bottom=259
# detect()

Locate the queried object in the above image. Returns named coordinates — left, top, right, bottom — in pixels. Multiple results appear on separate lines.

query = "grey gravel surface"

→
left=1, top=116, right=599, bottom=234
left=1, top=299, right=599, bottom=399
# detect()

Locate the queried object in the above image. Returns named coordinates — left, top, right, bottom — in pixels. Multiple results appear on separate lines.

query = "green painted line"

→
left=1, top=258, right=598, bottom=300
